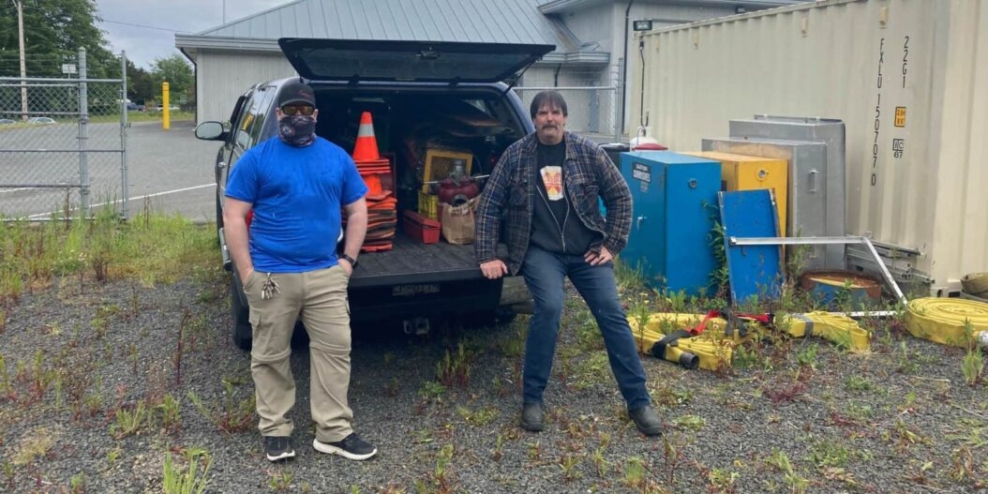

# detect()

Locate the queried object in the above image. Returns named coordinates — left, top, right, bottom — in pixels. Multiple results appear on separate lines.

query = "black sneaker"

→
left=313, top=433, right=377, bottom=461
left=520, top=403, right=544, bottom=432
left=264, top=436, right=295, bottom=462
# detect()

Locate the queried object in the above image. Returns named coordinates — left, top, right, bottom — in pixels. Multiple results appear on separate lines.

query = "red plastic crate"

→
left=403, top=210, right=441, bottom=244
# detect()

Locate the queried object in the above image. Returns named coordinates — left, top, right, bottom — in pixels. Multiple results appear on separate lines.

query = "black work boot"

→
left=629, top=406, right=663, bottom=437
left=520, top=403, right=544, bottom=432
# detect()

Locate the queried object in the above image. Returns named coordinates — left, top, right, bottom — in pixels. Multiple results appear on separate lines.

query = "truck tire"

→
left=231, top=282, right=252, bottom=351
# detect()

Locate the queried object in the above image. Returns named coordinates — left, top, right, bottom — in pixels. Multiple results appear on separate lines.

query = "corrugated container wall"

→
left=630, top=0, right=988, bottom=293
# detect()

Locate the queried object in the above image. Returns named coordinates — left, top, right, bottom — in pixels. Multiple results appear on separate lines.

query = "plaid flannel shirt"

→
left=475, top=132, right=632, bottom=275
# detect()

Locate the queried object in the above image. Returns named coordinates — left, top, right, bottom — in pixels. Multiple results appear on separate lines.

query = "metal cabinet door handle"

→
left=808, top=169, right=818, bottom=193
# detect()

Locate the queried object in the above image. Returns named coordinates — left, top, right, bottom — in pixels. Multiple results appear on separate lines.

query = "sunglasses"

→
left=281, top=104, right=315, bottom=116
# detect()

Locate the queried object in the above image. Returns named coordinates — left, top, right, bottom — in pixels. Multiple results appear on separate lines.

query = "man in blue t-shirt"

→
left=224, top=79, right=376, bottom=462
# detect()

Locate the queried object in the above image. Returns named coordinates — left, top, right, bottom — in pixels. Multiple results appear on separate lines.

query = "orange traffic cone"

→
left=352, top=112, right=380, bottom=162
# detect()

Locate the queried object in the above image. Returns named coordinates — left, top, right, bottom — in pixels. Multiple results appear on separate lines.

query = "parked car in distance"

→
left=0, top=118, right=14, bottom=124
left=27, top=117, right=55, bottom=125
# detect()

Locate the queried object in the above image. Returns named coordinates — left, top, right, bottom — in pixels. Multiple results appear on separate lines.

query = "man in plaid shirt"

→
left=475, top=91, right=662, bottom=436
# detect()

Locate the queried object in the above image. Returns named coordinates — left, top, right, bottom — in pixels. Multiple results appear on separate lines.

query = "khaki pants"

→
left=244, top=265, right=353, bottom=443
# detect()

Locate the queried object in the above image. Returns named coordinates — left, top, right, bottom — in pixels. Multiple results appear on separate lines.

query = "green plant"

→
left=0, top=354, right=12, bottom=398
left=490, top=434, right=504, bottom=461
left=622, top=456, right=664, bottom=492
left=527, top=441, right=541, bottom=462
left=162, top=448, right=210, bottom=494
left=418, top=381, right=446, bottom=401
left=661, top=432, right=691, bottom=488
left=845, top=375, right=872, bottom=392
left=436, top=343, right=471, bottom=388
left=2, top=460, right=12, bottom=489
left=268, top=471, right=293, bottom=492
left=156, top=393, right=181, bottom=432
left=707, top=468, right=739, bottom=494
left=962, top=347, right=984, bottom=387
left=672, top=414, right=705, bottom=432
left=69, top=472, right=86, bottom=494
left=896, top=342, right=920, bottom=374
left=796, top=343, right=819, bottom=370
left=110, top=400, right=150, bottom=438
left=13, top=427, right=54, bottom=466
left=765, top=450, right=808, bottom=494
left=961, top=319, right=985, bottom=386
left=809, top=440, right=851, bottom=468
left=423, top=444, right=456, bottom=493
left=188, top=381, right=255, bottom=434
left=592, top=446, right=610, bottom=477
left=455, top=406, right=498, bottom=426
left=708, top=220, right=730, bottom=298
left=571, top=352, right=610, bottom=390
left=558, top=453, right=581, bottom=481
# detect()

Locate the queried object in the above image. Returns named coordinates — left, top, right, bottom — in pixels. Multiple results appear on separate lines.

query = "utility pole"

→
left=13, top=0, right=28, bottom=120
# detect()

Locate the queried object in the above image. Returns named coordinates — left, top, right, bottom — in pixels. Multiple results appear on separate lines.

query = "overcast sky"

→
left=96, top=0, right=289, bottom=69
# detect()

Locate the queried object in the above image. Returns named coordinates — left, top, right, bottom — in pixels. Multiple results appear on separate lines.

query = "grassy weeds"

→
left=0, top=208, right=217, bottom=303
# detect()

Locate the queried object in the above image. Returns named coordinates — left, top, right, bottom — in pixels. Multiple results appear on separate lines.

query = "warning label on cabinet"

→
left=632, top=163, right=651, bottom=183
left=632, top=163, right=651, bottom=192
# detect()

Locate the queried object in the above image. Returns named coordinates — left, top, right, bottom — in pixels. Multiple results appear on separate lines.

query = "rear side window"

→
left=233, top=86, right=277, bottom=150
left=248, top=87, right=278, bottom=144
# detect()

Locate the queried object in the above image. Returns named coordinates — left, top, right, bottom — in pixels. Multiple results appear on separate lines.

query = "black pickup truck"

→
left=194, top=39, right=550, bottom=349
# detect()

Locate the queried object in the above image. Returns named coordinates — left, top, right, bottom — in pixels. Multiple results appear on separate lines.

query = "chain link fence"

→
left=0, top=48, right=128, bottom=220
left=514, top=69, right=621, bottom=142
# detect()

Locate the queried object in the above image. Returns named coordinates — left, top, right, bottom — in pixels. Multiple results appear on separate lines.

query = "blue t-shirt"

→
left=225, top=136, right=368, bottom=273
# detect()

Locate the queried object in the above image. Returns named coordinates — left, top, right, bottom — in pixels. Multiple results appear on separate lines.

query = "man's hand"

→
left=480, top=260, right=508, bottom=280
left=239, top=267, right=254, bottom=286
left=339, top=259, right=354, bottom=276
left=584, top=247, right=614, bottom=266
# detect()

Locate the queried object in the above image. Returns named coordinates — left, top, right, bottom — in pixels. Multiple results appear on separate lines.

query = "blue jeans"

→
left=520, top=246, right=651, bottom=411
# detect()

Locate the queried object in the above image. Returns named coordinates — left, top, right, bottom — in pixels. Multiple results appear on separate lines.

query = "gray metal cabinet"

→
left=701, top=137, right=836, bottom=270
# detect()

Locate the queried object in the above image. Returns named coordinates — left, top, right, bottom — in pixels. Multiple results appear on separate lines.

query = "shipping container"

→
left=628, top=0, right=988, bottom=295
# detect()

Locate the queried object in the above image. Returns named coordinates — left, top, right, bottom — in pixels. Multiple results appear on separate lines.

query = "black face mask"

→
left=278, top=114, right=316, bottom=147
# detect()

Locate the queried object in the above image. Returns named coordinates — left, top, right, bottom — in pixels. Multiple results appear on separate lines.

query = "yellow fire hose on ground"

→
left=630, top=310, right=872, bottom=371
left=629, top=313, right=734, bottom=371
left=904, top=298, right=988, bottom=348
left=770, top=312, right=871, bottom=352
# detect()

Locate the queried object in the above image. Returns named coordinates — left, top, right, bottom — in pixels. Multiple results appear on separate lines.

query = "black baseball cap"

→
left=278, top=79, right=316, bottom=108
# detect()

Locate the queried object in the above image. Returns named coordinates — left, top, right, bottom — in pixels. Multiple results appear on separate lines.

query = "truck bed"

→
left=349, top=233, right=505, bottom=288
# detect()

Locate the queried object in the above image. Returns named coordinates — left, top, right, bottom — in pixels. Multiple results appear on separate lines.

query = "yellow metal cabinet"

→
left=684, top=151, right=788, bottom=237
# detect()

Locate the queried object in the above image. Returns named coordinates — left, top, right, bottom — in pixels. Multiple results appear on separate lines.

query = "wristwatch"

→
left=340, top=253, right=359, bottom=269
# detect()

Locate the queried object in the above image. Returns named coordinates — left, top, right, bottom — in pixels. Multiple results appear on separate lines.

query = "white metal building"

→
left=175, top=0, right=806, bottom=132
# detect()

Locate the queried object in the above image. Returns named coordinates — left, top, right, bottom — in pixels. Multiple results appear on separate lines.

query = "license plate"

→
left=392, top=284, right=441, bottom=297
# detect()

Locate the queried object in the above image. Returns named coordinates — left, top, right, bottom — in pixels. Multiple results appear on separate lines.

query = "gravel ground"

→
left=1, top=271, right=987, bottom=494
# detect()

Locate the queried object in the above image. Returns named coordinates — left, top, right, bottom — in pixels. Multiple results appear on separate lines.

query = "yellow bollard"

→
left=162, top=82, right=170, bottom=131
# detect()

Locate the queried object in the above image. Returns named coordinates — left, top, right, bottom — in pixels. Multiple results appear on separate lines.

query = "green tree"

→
left=0, top=0, right=115, bottom=78
left=124, top=59, right=154, bottom=104
left=149, top=54, right=194, bottom=105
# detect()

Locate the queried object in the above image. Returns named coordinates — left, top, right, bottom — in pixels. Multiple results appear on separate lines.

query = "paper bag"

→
left=441, top=198, right=477, bottom=245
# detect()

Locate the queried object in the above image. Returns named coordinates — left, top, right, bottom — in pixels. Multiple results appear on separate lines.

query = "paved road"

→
left=0, top=120, right=220, bottom=223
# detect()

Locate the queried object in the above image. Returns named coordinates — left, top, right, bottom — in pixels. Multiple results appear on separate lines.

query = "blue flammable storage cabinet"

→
left=620, top=151, right=721, bottom=297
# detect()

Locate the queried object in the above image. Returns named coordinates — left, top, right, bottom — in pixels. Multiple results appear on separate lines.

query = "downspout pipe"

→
left=620, top=0, right=634, bottom=137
